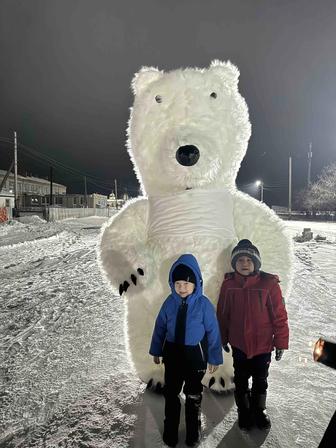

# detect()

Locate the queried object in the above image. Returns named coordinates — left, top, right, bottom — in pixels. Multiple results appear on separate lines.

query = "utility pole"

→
left=256, top=180, right=263, bottom=202
left=14, top=131, right=18, bottom=210
left=49, top=166, right=53, bottom=207
left=307, top=142, right=312, bottom=187
left=114, top=178, right=118, bottom=209
left=288, top=156, right=292, bottom=215
left=84, top=176, right=88, bottom=207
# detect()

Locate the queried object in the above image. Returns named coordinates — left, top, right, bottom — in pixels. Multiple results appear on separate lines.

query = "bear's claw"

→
left=209, top=377, right=215, bottom=388
left=202, top=370, right=234, bottom=393
left=147, top=378, right=164, bottom=394
left=118, top=268, right=145, bottom=295
left=208, top=376, right=226, bottom=389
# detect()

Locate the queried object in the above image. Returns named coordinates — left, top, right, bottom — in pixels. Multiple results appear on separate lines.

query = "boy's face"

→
left=235, top=256, right=254, bottom=276
left=174, top=281, right=195, bottom=298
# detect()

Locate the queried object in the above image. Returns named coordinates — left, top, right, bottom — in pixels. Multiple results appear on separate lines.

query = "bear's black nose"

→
left=176, top=145, right=200, bottom=166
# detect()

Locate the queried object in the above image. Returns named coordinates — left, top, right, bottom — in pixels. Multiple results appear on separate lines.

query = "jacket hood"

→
left=169, top=254, right=203, bottom=302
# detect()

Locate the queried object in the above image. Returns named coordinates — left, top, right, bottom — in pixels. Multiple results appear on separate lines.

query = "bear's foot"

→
left=202, top=366, right=235, bottom=393
left=142, top=366, right=165, bottom=394
left=146, top=378, right=165, bottom=394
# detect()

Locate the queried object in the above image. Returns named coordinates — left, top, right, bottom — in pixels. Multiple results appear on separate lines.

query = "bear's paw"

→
left=119, top=267, right=145, bottom=295
left=202, top=365, right=235, bottom=393
left=143, top=365, right=165, bottom=394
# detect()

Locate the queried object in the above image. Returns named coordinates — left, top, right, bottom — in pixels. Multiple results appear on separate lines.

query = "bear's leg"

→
left=125, top=286, right=166, bottom=391
left=202, top=349, right=235, bottom=393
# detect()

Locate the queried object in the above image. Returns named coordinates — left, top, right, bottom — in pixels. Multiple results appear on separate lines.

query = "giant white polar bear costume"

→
left=99, top=60, right=293, bottom=392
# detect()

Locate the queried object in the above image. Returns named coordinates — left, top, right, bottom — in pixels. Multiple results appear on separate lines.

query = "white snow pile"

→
left=0, top=218, right=336, bottom=448
left=0, top=219, right=24, bottom=235
left=15, top=215, right=46, bottom=225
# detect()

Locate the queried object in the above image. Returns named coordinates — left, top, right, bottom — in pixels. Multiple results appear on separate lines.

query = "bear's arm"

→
left=98, top=197, right=151, bottom=292
left=233, top=191, right=293, bottom=298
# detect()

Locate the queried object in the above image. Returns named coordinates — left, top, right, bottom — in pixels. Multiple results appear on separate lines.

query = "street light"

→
left=255, top=180, right=264, bottom=202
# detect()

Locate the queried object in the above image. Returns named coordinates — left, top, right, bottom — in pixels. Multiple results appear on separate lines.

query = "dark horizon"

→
left=1, top=0, right=336, bottom=205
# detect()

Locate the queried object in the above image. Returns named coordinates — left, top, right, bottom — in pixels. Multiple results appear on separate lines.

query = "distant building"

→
left=0, top=169, right=110, bottom=210
left=51, top=193, right=108, bottom=208
left=0, top=169, right=67, bottom=207
left=88, top=193, right=108, bottom=208
left=107, top=192, right=127, bottom=208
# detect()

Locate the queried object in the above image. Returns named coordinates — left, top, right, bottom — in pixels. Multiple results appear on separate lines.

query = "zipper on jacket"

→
left=198, top=342, right=205, bottom=362
left=258, top=290, right=263, bottom=311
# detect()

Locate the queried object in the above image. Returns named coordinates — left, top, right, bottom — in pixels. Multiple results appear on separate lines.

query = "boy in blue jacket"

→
left=149, top=254, right=223, bottom=447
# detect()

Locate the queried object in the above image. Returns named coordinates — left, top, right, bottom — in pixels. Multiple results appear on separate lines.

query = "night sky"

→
left=1, top=0, right=336, bottom=205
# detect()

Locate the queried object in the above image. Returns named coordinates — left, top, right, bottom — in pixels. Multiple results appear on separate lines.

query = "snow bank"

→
left=16, top=215, right=46, bottom=224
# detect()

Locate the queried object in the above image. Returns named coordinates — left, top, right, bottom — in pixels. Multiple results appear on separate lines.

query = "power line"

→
left=0, top=136, right=119, bottom=188
left=0, top=135, right=140, bottom=196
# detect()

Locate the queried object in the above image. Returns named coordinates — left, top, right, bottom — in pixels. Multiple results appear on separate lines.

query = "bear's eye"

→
left=155, top=95, right=162, bottom=103
left=210, top=92, right=217, bottom=99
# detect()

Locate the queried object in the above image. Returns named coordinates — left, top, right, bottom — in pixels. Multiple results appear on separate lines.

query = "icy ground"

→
left=0, top=217, right=335, bottom=447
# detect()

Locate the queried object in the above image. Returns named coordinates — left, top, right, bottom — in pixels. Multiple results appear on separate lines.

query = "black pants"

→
left=163, top=359, right=204, bottom=443
left=319, top=410, right=336, bottom=448
left=232, top=347, right=271, bottom=395
left=164, top=360, right=204, bottom=398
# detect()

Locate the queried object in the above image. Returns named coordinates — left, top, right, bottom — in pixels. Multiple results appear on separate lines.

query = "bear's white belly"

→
left=148, top=188, right=235, bottom=243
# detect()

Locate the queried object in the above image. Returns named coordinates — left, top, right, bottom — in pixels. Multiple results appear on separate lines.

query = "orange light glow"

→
left=313, top=338, right=325, bottom=362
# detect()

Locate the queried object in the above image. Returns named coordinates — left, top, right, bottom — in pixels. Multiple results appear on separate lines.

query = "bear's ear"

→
left=131, top=66, right=164, bottom=96
left=208, top=60, right=240, bottom=89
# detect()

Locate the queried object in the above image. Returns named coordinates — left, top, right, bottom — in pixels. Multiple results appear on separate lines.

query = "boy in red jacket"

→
left=217, top=239, right=289, bottom=431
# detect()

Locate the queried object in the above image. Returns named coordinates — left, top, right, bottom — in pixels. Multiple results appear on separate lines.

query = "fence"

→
left=48, top=207, right=117, bottom=221
left=277, top=211, right=335, bottom=222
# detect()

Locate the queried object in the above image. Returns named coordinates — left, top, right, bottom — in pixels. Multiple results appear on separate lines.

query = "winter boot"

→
left=185, top=394, right=202, bottom=446
left=251, top=393, right=271, bottom=430
left=163, top=395, right=181, bottom=447
left=234, top=391, right=253, bottom=430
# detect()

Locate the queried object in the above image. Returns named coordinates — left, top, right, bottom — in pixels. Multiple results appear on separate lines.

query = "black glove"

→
left=275, top=348, right=284, bottom=361
left=223, top=344, right=230, bottom=353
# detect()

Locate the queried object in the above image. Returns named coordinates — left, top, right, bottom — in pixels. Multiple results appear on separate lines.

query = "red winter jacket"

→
left=217, top=271, right=289, bottom=359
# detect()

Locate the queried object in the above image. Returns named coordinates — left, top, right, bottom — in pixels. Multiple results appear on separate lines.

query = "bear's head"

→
left=127, top=60, right=251, bottom=196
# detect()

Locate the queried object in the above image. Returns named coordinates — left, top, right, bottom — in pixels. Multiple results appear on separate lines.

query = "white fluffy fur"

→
left=98, top=61, right=293, bottom=391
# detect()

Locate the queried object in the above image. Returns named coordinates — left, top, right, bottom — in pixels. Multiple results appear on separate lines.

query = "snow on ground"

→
left=0, top=217, right=335, bottom=447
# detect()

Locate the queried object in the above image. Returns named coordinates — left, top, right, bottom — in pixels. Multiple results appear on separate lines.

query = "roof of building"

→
left=0, top=169, right=66, bottom=188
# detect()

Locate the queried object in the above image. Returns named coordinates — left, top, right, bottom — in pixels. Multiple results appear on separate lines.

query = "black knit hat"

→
left=172, top=264, right=196, bottom=284
left=231, top=239, right=261, bottom=272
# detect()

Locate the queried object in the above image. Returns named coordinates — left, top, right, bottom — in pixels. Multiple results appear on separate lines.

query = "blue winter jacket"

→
left=149, top=254, right=223, bottom=366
